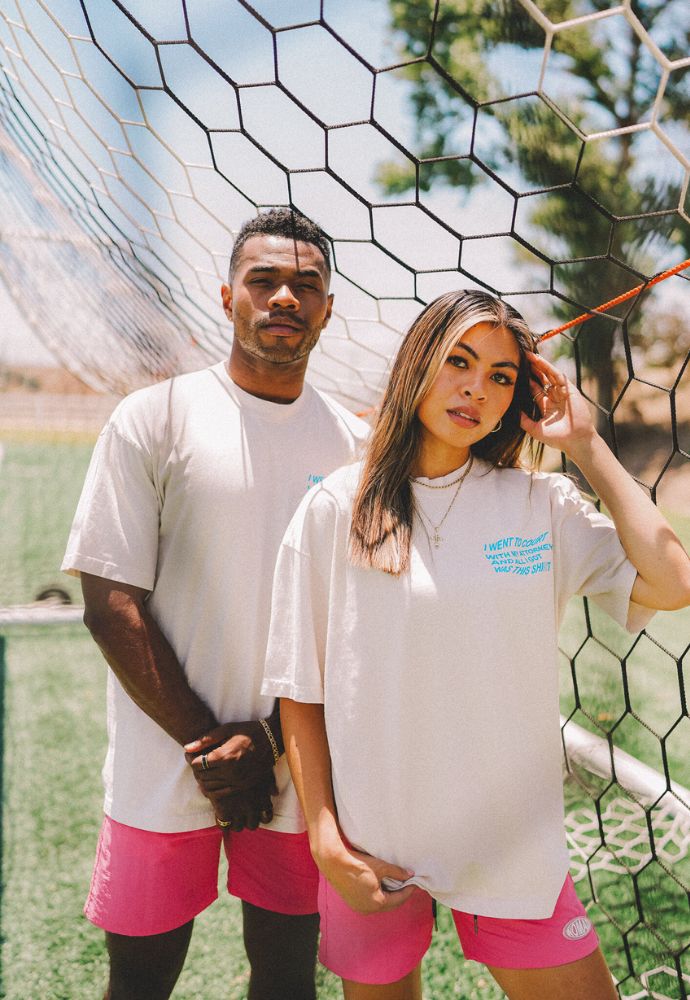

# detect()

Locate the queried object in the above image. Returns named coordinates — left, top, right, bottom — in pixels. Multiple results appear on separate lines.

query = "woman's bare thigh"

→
left=488, top=946, right=618, bottom=1000
left=341, top=963, right=423, bottom=1000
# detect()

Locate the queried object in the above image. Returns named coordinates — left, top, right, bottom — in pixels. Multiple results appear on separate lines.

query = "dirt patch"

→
left=0, top=392, right=118, bottom=438
left=0, top=364, right=102, bottom=394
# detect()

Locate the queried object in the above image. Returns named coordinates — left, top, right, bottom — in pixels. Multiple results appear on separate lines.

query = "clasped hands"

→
left=184, top=719, right=278, bottom=832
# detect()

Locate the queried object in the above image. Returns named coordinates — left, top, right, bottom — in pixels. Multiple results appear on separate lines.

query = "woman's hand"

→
left=317, top=842, right=420, bottom=915
left=519, top=353, right=690, bottom=611
left=520, top=352, right=597, bottom=460
left=281, top=699, right=423, bottom=912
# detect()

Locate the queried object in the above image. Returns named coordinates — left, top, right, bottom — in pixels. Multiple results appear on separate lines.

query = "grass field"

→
left=1, top=438, right=689, bottom=998
left=0, top=626, right=510, bottom=1000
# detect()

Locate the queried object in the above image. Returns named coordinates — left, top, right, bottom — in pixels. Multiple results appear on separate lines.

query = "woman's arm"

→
left=521, top=353, right=690, bottom=611
left=280, top=699, right=418, bottom=914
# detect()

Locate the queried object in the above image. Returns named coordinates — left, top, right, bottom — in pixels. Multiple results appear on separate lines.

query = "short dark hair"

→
left=229, top=208, right=331, bottom=279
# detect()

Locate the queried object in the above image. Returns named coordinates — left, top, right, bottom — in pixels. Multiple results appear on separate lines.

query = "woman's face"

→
left=415, top=322, right=521, bottom=472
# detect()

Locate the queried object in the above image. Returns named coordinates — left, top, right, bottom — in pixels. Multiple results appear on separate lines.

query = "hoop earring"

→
left=490, top=418, right=502, bottom=434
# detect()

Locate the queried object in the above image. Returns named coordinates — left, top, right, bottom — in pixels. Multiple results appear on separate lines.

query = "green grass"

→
left=0, top=626, right=504, bottom=999
left=558, top=512, right=690, bottom=786
left=1, top=439, right=689, bottom=997
left=0, top=439, right=94, bottom=607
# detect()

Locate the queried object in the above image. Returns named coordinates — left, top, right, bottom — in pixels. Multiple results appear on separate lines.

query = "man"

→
left=62, top=209, right=368, bottom=1000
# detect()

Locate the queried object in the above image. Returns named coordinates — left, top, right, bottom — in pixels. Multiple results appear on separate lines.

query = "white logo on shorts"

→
left=562, top=916, right=593, bottom=941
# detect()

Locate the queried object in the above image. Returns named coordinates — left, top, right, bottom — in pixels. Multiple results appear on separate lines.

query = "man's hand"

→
left=185, top=713, right=283, bottom=831
left=184, top=720, right=278, bottom=794
left=210, top=779, right=276, bottom=832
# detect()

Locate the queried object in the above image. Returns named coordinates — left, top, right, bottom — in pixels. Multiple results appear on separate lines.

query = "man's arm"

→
left=82, top=573, right=217, bottom=743
left=81, top=572, right=276, bottom=826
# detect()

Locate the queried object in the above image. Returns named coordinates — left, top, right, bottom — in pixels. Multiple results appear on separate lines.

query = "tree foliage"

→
left=382, top=1, right=690, bottom=412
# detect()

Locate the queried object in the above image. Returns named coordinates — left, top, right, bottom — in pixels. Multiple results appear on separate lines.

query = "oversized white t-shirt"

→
left=262, top=458, right=654, bottom=918
left=62, top=362, right=368, bottom=833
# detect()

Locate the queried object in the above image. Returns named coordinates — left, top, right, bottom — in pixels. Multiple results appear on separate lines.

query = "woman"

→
left=261, top=290, right=690, bottom=1000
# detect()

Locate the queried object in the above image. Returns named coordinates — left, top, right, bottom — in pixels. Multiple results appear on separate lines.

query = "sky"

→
left=0, top=0, right=687, bottom=396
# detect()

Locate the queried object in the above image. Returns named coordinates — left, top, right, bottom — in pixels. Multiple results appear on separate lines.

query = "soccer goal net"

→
left=1, top=2, right=688, bottom=996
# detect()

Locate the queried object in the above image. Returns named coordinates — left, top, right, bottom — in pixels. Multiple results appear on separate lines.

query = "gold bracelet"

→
left=259, top=718, right=280, bottom=764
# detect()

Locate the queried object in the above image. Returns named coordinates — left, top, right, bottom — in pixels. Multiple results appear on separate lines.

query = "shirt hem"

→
left=104, top=804, right=306, bottom=835
left=62, top=554, right=154, bottom=592
left=105, top=802, right=217, bottom=834
left=261, top=680, right=324, bottom=703
left=425, top=865, right=570, bottom=919
left=626, top=598, right=656, bottom=633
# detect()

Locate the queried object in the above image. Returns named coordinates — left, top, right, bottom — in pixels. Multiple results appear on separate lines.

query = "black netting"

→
left=1, top=2, right=688, bottom=995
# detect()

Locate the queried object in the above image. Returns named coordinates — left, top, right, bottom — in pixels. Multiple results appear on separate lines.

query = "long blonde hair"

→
left=349, top=290, right=541, bottom=576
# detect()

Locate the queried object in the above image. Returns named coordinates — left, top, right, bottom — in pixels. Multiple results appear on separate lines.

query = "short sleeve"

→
left=61, top=419, right=160, bottom=591
left=550, top=475, right=655, bottom=634
left=262, top=483, right=340, bottom=703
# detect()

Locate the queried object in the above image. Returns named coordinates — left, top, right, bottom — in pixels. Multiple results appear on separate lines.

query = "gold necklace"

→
left=411, top=455, right=473, bottom=489
left=414, top=455, right=474, bottom=549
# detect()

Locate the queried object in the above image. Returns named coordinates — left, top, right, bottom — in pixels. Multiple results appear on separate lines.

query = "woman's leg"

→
left=317, top=874, right=432, bottom=996
left=342, top=963, right=423, bottom=1000
left=487, top=946, right=618, bottom=1000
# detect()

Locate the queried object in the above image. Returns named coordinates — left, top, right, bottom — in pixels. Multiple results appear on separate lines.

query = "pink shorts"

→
left=318, top=874, right=599, bottom=984
left=85, top=815, right=319, bottom=936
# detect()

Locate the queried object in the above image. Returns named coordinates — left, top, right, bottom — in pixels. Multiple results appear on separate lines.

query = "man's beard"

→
left=238, top=325, right=321, bottom=364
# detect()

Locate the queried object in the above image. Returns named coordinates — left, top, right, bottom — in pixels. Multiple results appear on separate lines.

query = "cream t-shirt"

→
left=262, top=458, right=654, bottom=918
left=62, top=362, right=369, bottom=832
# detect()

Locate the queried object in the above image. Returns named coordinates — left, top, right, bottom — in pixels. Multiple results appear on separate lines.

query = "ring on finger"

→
left=215, top=816, right=232, bottom=828
left=201, top=754, right=210, bottom=771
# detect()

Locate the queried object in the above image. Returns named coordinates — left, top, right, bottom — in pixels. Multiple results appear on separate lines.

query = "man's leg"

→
left=226, top=828, right=322, bottom=998
left=104, top=921, right=195, bottom=1000
left=86, top=818, right=223, bottom=999
left=242, top=901, right=319, bottom=1000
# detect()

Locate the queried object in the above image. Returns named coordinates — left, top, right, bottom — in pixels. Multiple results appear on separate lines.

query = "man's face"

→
left=221, top=235, right=333, bottom=365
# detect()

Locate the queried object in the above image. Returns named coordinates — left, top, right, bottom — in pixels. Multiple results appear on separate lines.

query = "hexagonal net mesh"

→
left=0, top=1, right=689, bottom=995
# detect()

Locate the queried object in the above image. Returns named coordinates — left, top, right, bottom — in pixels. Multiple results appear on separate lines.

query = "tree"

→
left=381, top=1, right=690, bottom=420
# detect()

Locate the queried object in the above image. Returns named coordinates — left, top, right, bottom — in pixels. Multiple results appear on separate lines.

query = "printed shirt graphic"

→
left=263, top=459, right=654, bottom=919
left=483, top=531, right=553, bottom=576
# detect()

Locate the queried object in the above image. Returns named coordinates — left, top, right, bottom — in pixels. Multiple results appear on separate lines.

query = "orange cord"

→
left=538, top=257, right=690, bottom=342
left=354, top=256, right=690, bottom=416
